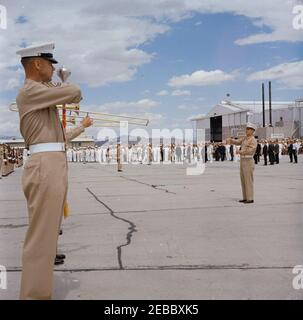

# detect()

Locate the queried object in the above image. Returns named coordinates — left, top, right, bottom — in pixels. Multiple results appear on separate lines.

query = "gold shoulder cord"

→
left=42, top=82, right=62, bottom=87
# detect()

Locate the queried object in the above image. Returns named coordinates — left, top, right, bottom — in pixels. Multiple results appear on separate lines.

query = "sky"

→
left=0, top=0, right=302, bottom=138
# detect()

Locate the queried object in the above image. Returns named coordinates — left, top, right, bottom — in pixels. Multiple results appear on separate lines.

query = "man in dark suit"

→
left=274, top=140, right=280, bottom=164
left=215, top=144, right=220, bottom=161
left=263, top=141, right=268, bottom=166
left=268, top=140, right=275, bottom=165
left=288, top=140, right=293, bottom=163
left=254, top=140, right=261, bottom=164
left=204, top=144, right=208, bottom=163
left=220, top=144, right=226, bottom=161
left=160, top=144, right=164, bottom=163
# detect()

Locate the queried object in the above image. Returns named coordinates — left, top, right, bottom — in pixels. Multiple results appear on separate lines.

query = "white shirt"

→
left=293, top=143, right=300, bottom=151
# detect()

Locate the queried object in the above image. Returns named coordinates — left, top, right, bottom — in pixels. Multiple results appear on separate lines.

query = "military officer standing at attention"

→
left=227, top=123, right=257, bottom=204
left=16, top=43, right=93, bottom=300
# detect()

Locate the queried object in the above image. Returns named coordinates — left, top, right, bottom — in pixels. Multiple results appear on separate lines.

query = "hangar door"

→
left=210, top=115, right=222, bottom=142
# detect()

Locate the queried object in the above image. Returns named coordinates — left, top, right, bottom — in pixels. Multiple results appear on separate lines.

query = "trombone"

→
left=9, top=102, right=149, bottom=127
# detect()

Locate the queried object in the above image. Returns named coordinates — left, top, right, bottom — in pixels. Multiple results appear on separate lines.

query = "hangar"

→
left=191, top=97, right=303, bottom=142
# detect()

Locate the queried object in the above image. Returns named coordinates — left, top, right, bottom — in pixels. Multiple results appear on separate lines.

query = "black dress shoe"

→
left=244, top=200, right=254, bottom=204
left=56, top=254, right=66, bottom=260
left=54, top=257, right=65, bottom=265
left=239, top=200, right=247, bottom=203
left=59, top=229, right=63, bottom=235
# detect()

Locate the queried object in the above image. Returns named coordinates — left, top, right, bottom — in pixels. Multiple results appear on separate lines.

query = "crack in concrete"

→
left=86, top=187, right=137, bottom=270
left=6, top=264, right=297, bottom=272
left=76, top=200, right=303, bottom=217
left=119, top=176, right=176, bottom=194
left=1, top=200, right=302, bottom=220
left=0, top=224, right=27, bottom=229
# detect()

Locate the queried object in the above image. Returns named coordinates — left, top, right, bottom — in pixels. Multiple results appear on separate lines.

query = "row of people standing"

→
left=65, top=139, right=302, bottom=165
left=0, top=144, right=24, bottom=179
left=254, top=139, right=301, bottom=165
left=66, top=143, right=241, bottom=164
left=67, top=145, right=164, bottom=164
left=206, top=143, right=240, bottom=162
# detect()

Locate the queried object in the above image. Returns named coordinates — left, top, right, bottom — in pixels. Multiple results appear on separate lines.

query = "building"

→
left=0, top=138, right=25, bottom=148
left=66, top=133, right=95, bottom=148
left=0, top=134, right=95, bottom=149
left=191, top=98, right=303, bottom=142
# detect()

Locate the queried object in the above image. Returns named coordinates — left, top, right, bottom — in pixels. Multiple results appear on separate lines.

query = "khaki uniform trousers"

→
left=0, top=158, right=2, bottom=177
left=20, top=152, right=68, bottom=300
left=240, top=158, right=255, bottom=201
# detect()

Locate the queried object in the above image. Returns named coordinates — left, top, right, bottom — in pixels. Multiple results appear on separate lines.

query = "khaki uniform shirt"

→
left=16, top=79, right=85, bottom=147
left=231, top=136, right=257, bottom=157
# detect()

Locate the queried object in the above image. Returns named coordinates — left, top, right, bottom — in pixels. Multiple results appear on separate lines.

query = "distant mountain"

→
left=95, top=135, right=142, bottom=146
left=0, top=136, right=22, bottom=140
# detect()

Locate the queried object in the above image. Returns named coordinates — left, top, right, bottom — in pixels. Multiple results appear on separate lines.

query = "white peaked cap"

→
left=246, top=122, right=257, bottom=131
left=16, top=42, right=58, bottom=64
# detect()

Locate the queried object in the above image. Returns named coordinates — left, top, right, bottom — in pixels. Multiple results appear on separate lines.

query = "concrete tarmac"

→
left=0, top=156, right=303, bottom=299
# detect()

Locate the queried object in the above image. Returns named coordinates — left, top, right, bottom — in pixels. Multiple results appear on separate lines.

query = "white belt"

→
left=241, top=155, right=253, bottom=159
left=29, top=143, right=65, bottom=154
